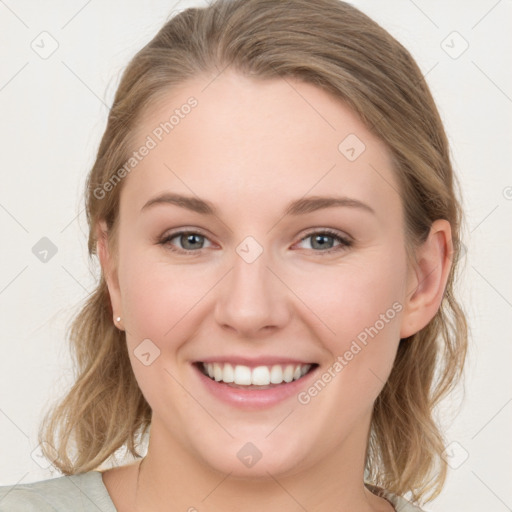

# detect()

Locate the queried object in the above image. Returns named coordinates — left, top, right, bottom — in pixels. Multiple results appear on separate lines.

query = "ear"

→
left=96, top=220, right=123, bottom=326
left=400, top=219, right=453, bottom=339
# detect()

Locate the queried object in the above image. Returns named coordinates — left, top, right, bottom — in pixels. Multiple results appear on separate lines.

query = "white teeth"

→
left=251, top=366, right=270, bottom=385
left=223, top=363, right=234, bottom=383
left=283, top=365, right=294, bottom=383
left=234, top=365, right=252, bottom=385
left=270, top=365, right=283, bottom=384
left=202, top=362, right=313, bottom=386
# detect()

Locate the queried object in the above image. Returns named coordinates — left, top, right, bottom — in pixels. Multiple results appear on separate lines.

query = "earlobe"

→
left=400, top=219, right=453, bottom=339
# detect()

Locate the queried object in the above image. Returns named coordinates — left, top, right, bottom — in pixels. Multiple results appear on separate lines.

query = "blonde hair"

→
left=38, top=0, right=468, bottom=505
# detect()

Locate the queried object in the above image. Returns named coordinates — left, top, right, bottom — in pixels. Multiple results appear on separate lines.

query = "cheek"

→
left=118, top=241, right=209, bottom=339
left=296, top=250, right=406, bottom=392
left=302, top=252, right=405, bottom=337
left=120, top=242, right=406, bottom=345
left=117, top=250, right=209, bottom=412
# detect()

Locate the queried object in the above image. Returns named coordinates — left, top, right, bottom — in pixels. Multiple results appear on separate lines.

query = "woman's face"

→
left=101, top=70, right=422, bottom=477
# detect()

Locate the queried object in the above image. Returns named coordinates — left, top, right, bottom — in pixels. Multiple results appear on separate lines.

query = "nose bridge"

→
left=214, top=236, right=289, bottom=334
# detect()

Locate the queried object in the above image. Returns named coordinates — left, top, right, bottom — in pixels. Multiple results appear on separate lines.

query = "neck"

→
left=132, top=414, right=391, bottom=512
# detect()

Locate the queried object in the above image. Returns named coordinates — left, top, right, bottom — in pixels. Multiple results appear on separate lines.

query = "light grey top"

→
left=0, top=470, right=425, bottom=511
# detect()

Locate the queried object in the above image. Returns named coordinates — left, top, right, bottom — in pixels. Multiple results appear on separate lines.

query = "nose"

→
left=214, top=246, right=291, bottom=338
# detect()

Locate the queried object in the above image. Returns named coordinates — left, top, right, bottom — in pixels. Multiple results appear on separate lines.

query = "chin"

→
left=192, top=431, right=312, bottom=479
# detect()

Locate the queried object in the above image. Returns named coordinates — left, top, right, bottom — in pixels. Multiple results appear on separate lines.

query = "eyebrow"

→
left=141, top=193, right=376, bottom=216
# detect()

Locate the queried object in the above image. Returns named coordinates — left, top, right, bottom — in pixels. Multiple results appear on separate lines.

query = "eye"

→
left=159, top=230, right=213, bottom=253
left=295, top=229, right=352, bottom=255
left=158, top=228, right=352, bottom=255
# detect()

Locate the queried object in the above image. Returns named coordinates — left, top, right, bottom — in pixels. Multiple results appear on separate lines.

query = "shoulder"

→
left=365, top=483, right=427, bottom=512
left=0, top=471, right=116, bottom=512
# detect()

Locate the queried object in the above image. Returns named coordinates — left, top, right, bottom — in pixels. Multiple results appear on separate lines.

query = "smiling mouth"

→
left=195, top=361, right=318, bottom=388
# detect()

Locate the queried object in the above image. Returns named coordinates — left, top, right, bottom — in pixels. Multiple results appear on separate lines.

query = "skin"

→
left=97, top=69, right=452, bottom=512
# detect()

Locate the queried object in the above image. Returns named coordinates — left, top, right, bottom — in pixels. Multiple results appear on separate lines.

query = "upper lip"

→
left=195, top=357, right=317, bottom=368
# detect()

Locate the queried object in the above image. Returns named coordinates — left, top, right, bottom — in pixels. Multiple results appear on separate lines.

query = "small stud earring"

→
left=115, top=316, right=121, bottom=323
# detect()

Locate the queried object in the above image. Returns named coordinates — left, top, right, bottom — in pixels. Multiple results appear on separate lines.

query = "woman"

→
left=0, top=0, right=467, bottom=510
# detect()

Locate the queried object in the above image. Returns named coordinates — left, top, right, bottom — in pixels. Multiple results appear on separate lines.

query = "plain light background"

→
left=0, top=1, right=511, bottom=510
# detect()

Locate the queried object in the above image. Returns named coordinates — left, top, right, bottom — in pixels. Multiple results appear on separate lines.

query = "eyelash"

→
left=158, top=228, right=353, bottom=256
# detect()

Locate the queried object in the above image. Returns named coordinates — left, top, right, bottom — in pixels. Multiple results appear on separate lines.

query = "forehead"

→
left=121, top=69, right=402, bottom=225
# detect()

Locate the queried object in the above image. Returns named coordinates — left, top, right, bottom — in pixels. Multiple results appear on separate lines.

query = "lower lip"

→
left=193, top=363, right=318, bottom=410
